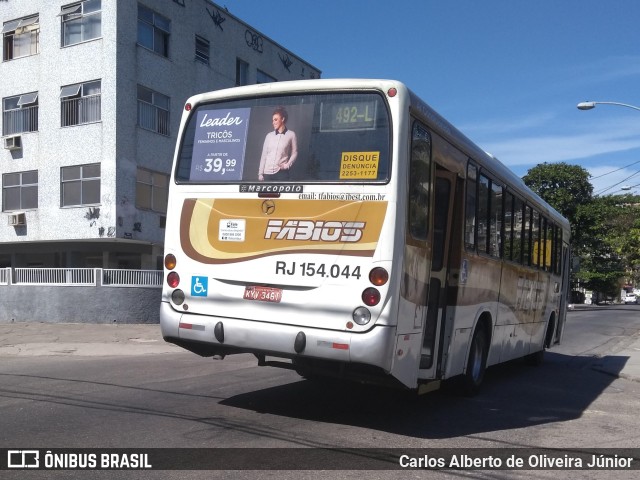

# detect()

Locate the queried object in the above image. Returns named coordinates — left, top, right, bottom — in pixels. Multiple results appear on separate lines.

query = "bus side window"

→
left=523, top=205, right=532, bottom=266
left=489, top=180, right=503, bottom=258
left=465, top=161, right=477, bottom=250
left=532, top=210, right=540, bottom=267
left=513, top=197, right=524, bottom=264
left=408, top=123, right=431, bottom=241
left=503, top=191, right=515, bottom=261
left=477, top=174, right=490, bottom=254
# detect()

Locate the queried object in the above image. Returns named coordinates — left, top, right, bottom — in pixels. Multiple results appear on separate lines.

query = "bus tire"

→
left=459, top=325, right=488, bottom=396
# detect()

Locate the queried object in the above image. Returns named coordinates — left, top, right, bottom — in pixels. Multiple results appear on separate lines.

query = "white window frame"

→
left=60, top=163, right=101, bottom=207
left=2, top=170, right=38, bottom=212
left=137, top=85, right=170, bottom=136
left=2, top=14, right=39, bottom=61
left=136, top=167, right=169, bottom=213
left=195, top=35, right=209, bottom=64
left=2, top=92, right=39, bottom=136
left=60, top=80, right=102, bottom=127
left=61, top=0, right=102, bottom=47
left=137, top=4, right=170, bottom=57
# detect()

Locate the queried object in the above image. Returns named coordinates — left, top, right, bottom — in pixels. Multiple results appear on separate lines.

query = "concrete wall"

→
left=0, top=285, right=161, bottom=324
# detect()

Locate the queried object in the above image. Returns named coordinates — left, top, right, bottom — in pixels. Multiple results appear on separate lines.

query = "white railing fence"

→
left=4, top=268, right=162, bottom=287
left=103, top=269, right=163, bottom=287
left=14, top=268, right=96, bottom=285
left=0, top=267, right=10, bottom=285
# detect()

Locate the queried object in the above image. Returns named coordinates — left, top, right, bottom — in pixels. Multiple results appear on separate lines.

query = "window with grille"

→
left=60, top=80, right=101, bottom=127
left=2, top=92, right=38, bottom=136
left=137, top=85, right=170, bottom=136
left=195, top=35, right=209, bottom=64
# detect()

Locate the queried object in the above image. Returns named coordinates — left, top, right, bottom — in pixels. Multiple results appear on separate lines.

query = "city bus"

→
left=160, top=79, right=571, bottom=394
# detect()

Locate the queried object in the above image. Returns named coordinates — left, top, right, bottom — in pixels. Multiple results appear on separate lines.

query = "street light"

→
left=577, top=101, right=640, bottom=112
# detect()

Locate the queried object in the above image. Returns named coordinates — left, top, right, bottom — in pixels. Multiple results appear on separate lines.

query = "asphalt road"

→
left=1, top=306, right=640, bottom=479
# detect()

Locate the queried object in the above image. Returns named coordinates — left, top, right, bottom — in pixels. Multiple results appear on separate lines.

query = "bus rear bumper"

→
left=160, top=301, right=395, bottom=372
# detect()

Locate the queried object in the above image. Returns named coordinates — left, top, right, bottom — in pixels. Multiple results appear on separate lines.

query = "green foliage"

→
left=522, top=162, right=593, bottom=250
left=522, top=162, right=593, bottom=220
left=523, top=162, right=640, bottom=298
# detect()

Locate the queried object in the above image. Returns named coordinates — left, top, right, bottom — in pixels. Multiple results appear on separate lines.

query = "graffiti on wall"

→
left=207, top=7, right=226, bottom=31
left=279, top=53, right=293, bottom=72
left=245, top=29, right=263, bottom=53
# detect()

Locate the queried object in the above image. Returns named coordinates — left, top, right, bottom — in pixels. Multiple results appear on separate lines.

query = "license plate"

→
left=243, top=286, right=282, bottom=303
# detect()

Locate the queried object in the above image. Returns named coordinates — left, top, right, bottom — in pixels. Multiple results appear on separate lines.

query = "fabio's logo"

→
left=264, top=220, right=365, bottom=242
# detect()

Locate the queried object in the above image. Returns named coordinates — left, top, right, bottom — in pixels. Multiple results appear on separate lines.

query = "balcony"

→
left=61, top=94, right=101, bottom=127
left=2, top=104, right=38, bottom=136
left=137, top=101, right=169, bottom=136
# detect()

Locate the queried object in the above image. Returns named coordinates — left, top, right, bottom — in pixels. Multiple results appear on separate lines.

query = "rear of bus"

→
left=160, top=80, right=408, bottom=386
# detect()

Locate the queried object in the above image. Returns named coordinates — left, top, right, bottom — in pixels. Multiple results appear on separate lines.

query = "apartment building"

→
left=0, top=0, right=320, bottom=269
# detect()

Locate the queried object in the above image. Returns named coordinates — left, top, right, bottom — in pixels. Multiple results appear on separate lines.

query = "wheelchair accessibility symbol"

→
left=191, top=276, right=208, bottom=297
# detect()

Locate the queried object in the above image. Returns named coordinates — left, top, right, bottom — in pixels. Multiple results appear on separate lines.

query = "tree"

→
left=522, top=162, right=593, bottom=250
left=522, top=162, right=593, bottom=219
left=572, top=195, right=627, bottom=299
left=594, top=194, right=640, bottom=286
left=522, top=162, right=634, bottom=300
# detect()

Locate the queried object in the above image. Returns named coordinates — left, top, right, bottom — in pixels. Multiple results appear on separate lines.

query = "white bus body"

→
left=160, top=79, right=570, bottom=392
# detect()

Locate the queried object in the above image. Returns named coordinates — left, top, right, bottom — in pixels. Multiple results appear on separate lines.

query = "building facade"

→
left=0, top=0, right=320, bottom=269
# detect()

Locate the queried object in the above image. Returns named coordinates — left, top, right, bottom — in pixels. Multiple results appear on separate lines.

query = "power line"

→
left=591, top=159, right=640, bottom=179
left=595, top=169, right=640, bottom=195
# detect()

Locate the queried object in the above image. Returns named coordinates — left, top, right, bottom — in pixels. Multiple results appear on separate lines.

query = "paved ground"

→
left=0, top=319, right=639, bottom=383
left=0, top=322, right=178, bottom=357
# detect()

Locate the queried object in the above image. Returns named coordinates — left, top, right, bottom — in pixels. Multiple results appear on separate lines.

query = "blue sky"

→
left=223, top=0, right=640, bottom=196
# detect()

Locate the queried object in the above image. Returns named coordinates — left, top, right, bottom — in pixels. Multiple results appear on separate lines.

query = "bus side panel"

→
left=495, top=263, right=541, bottom=363
left=444, top=253, right=500, bottom=377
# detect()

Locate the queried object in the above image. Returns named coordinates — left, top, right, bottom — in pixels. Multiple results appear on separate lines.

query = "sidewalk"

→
left=0, top=322, right=639, bottom=383
left=591, top=333, right=640, bottom=383
left=0, top=322, right=179, bottom=357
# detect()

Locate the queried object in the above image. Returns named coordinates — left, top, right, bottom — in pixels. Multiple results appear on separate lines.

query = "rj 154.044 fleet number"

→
left=275, top=261, right=361, bottom=279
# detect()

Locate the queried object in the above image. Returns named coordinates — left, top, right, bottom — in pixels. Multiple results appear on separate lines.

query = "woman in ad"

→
left=258, top=106, right=298, bottom=181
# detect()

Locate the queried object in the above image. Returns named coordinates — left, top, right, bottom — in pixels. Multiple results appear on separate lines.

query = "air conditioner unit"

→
left=8, top=212, right=26, bottom=226
left=4, top=136, right=21, bottom=150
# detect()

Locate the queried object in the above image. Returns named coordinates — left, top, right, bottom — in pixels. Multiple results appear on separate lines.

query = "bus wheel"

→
left=459, top=326, right=488, bottom=396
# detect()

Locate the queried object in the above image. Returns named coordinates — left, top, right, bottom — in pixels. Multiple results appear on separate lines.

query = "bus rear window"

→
left=175, top=92, right=390, bottom=184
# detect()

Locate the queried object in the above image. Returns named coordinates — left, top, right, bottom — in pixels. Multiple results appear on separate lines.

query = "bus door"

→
left=419, top=167, right=457, bottom=378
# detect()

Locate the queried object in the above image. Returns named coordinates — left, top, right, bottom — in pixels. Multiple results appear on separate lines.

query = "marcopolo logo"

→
left=264, top=220, right=366, bottom=242
left=239, top=184, right=303, bottom=193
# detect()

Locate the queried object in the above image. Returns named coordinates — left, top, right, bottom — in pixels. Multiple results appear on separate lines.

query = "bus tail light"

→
left=167, top=271, right=180, bottom=288
left=171, top=289, right=185, bottom=305
left=369, top=267, right=389, bottom=286
left=165, top=254, right=177, bottom=270
left=362, top=287, right=380, bottom=307
left=352, top=307, right=371, bottom=325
